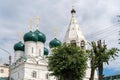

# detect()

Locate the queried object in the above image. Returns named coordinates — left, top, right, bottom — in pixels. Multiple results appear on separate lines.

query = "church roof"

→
left=14, top=41, right=24, bottom=51
left=23, top=31, right=38, bottom=42
left=0, top=78, right=8, bottom=80
left=49, top=38, right=62, bottom=48
left=0, top=78, right=14, bottom=80
left=34, top=30, right=46, bottom=43
left=63, top=8, right=86, bottom=43
left=44, top=47, right=49, bottom=55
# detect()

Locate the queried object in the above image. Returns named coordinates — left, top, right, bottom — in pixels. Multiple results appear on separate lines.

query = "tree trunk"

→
left=64, top=72, right=72, bottom=80
left=64, top=76, right=72, bottom=80
left=89, top=67, right=95, bottom=80
left=89, top=58, right=96, bottom=80
left=64, top=78, right=69, bottom=80
left=98, top=63, right=103, bottom=80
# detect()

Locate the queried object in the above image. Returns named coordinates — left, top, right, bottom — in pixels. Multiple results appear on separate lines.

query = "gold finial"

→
left=53, top=27, right=57, bottom=37
left=36, top=16, right=40, bottom=30
left=30, top=19, right=33, bottom=31
left=19, top=31, right=23, bottom=41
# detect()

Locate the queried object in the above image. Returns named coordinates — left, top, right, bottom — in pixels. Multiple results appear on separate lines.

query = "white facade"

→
left=11, top=63, right=51, bottom=80
left=36, top=42, right=44, bottom=57
left=11, top=35, right=52, bottom=80
left=14, top=51, right=24, bottom=61
left=25, top=41, right=37, bottom=57
left=0, top=64, right=9, bottom=78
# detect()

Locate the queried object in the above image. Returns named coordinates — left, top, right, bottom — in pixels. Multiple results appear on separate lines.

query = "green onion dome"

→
left=14, top=41, right=24, bottom=51
left=24, top=31, right=38, bottom=42
left=44, top=47, right=49, bottom=55
left=34, top=30, right=46, bottom=43
left=49, top=38, right=62, bottom=48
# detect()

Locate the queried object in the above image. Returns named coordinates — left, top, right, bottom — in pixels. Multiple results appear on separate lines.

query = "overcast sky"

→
left=0, top=0, right=120, bottom=76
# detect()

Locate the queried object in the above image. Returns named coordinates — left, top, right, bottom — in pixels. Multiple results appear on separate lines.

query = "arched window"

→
left=71, top=40, right=76, bottom=46
left=39, top=49, right=41, bottom=56
left=0, top=69, right=4, bottom=73
left=18, top=72, right=19, bottom=79
left=32, top=71, right=37, bottom=78
left=32, top=47, right=34, bottom=53
left=46, top=73, right=49, bottom=79
left=80, top=40, right=85, bottom=49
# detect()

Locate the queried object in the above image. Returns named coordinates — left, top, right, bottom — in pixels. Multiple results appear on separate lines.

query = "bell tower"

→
left=63, top=7, right=87, bottom=49
left=63, top=4, right=98, bottom=80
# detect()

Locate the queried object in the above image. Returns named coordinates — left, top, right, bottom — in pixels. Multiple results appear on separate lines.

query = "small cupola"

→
left=14, top=41, right=24, bottom=51
left=49, top=38, right=62, bottom=48
left=71, top=9, right=76, bottom=13
left=44, top=47, right=49, bottom=55
left=34, top=30, right=46, bottom=43
left=24, top=31, right=38, bottom=42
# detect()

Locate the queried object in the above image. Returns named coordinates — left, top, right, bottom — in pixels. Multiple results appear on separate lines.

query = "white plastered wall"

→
left=14, top=51, right=24, bottom=62
left=36, top=42, right=44, bottom=57
left=25, top=41, right=37, bottom=57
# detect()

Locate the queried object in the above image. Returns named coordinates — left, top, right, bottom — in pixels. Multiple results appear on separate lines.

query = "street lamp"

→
left=0, top=48, right=12, bottom=80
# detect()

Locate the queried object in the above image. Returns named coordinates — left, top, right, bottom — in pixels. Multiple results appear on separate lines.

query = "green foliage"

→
left=90, top=41, right=119, bottom=66
left=89, top=40, right=119, bottom=80
left=95, top=47, right=119, bottom=66
left=48, top=43, right=88, bottom=80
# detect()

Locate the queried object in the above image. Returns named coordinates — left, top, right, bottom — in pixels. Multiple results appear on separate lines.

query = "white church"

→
left=11, top=7, right=98, bottom=80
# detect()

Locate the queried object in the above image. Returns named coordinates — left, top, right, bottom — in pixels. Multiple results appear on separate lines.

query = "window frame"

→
left=32, top=47, right=34, bottom=53
left=70, top=40, right=76, bottom=46
left=32, top=71, right=37, bottom=78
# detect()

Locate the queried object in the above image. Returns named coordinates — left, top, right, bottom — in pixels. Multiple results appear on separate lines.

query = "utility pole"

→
left=9, top=56, right=12, bottom=80
left=118, top=31, right=120, bottom=44
left=117, top=15, right=120, bottom=44
left=0, top=48, right=12, bottom=80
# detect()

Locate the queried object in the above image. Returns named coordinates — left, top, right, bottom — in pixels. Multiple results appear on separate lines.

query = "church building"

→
left=11, top=7, right=98, bottom=80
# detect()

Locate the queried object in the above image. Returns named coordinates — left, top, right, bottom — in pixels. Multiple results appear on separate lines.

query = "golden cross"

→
left=19, top=31, right=23, bottom=41
left=53, top=27, right=57, bottom=37
left=36, top=16, right=40, bottom=29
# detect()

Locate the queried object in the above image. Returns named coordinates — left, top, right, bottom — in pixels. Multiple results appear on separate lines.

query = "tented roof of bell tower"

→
left=63, top=8, right=86, bottom=43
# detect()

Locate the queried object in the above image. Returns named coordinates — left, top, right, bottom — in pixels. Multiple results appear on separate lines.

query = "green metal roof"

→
left=49, top=38, right=62, bottom=48
left=14, top=41, right=24, bottom=51
left=24, top=31, right=38, bottom=42
left=0, top=78, right=8, bottom=80
left=44, top=47, right=49, bottom=55
left=34, top=30, right=46, bottom=43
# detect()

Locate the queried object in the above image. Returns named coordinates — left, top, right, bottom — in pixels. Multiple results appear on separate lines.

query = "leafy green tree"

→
left=48, top=43, right=88, bottom=80
left=89, top=40, right=119, bottom=80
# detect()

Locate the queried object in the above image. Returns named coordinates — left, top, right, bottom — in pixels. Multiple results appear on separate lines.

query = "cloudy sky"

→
left=0, top=0, right=120, bottom=76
